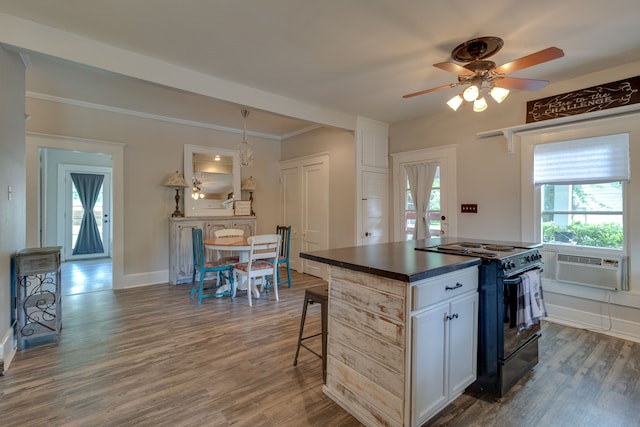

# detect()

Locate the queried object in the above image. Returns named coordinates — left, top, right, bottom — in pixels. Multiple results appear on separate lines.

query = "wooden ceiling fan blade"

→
left=433, top=62, right=475, bottom=76
left=403, top=83, right=459, bottom=99
left=493, top=47, right=564, bottom=75
left=495, top=77, right=549, bottom=91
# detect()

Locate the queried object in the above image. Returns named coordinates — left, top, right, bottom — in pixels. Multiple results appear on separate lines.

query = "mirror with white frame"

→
left=183, top=144, right=241, bottom=216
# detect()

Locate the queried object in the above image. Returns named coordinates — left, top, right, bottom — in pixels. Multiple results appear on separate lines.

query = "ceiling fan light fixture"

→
left=462, top=84, right=480, bottom=102
left=473, top=97, right=488, bottom=112
left=446, top=94, right=464, bottom=111
left=490, top=86, right=510, bottom=103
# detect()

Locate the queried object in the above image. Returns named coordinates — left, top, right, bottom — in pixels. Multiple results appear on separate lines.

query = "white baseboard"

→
left=0, top=327, right=16, bottom=374
left=545, top=302, right=640, bottom=344
left=117, top=270, right=169, bottom=289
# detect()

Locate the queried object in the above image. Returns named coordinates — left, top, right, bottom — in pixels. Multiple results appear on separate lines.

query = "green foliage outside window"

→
left=543, top=222, right=623, bottom=249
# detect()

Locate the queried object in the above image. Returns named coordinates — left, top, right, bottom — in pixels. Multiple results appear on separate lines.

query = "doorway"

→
left=26, top=134, right=124, bottom=292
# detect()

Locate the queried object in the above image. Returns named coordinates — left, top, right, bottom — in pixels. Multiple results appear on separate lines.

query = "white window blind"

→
left=534, top=133, right=630, bottom=185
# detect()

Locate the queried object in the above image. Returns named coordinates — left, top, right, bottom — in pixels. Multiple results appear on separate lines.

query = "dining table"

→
left=203, top=235, right=265, bottom=297
left=204, top=235, right=253, bottom=262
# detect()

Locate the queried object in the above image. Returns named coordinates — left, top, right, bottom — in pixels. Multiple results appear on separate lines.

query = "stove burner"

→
left=484, top=245, right=516, bottom=252
left=458, top=242, right=483, bottom=248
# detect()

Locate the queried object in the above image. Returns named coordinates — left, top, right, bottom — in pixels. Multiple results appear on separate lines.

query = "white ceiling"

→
left=2, top=0, right=640, bottom=137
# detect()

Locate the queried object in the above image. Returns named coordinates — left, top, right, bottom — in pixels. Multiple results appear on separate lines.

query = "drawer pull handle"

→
left=445, top=313, right=459, bottom=321
left=445, top=282, right=463, bottom=291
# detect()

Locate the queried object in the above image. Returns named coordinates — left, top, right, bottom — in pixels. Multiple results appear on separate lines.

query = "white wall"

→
left=0, top=47, right=26, bottom=371
left=24, top=97, right=282, bottom=281
left=390, top=60, right=640, bottom=342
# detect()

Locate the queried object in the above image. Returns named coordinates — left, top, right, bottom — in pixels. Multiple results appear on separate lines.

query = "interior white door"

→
left=301, top=160, right=329, bottom=278
left=280, top=166, right=301, bottom=272
left=361, top=170, right=388, bottom=245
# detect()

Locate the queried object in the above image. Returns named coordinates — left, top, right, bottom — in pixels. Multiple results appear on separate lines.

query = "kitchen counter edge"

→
left=300, top=240, right=481, bottom=283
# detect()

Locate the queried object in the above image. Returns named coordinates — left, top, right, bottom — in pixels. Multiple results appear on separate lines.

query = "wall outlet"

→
left=461, top=204, right=477, bottom=213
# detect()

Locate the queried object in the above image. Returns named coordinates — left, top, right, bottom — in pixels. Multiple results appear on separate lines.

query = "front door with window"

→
left=58, top=165, right=112, bottom=260
left=392, top=146, right=456, bottom=241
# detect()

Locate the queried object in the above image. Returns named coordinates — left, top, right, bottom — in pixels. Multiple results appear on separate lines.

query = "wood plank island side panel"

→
left=331, top=277, right=405, bottom=323
left=331, top=299, right=405, bottom=347
left=331, top=266, right=407, bottom=298
left=329, top=317, right=405, bottom=372
left=328, top=332, right=404, bottom=398
left=327, top=357, right=404, bottom=427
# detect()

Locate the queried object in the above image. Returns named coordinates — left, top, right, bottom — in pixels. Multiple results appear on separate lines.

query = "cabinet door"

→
left=174, top=221, right=202, bottom=282
left=412, top=300, right=448, bottom=427
left=448, top=292, right=479, bottom=397
left=231, top=219, right=255, bottom=236
left=204, top=221, right=231, bottom=239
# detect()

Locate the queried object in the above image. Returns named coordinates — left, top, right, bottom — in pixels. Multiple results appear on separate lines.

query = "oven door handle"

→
left=503, top=267, right=544, bottom=284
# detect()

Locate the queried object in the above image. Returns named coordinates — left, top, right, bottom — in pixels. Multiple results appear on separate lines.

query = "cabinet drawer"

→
left=412, top=267, right=478, bottom=311
left=17, top=252, right=60, bottom=275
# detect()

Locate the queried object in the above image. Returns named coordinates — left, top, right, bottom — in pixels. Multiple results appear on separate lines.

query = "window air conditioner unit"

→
left=541, top=251, right=627, bottom=291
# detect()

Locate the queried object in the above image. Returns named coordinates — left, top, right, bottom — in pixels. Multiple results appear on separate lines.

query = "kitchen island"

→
left=301, top=240, right=482, bottom=427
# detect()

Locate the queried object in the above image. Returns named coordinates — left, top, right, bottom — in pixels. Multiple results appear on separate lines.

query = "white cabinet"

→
left=411, top=267, right=478, bottom=427
left=169, top=216, right=256, bottom=285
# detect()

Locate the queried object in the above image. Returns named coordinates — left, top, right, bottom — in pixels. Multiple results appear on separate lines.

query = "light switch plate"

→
left=461, top=204, right=477, bottom=213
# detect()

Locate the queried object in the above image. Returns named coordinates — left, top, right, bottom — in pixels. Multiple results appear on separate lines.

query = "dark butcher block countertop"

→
left=300, top=238, right=482, bottom=283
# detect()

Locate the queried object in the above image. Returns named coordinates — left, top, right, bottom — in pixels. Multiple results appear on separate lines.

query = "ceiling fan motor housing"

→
left=452, top=36, right=504, bottom=62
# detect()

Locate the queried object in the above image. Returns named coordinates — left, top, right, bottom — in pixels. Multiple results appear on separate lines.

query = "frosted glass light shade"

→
left=446, top=95, right=464, bottom=111
left=463, top=84, right=479, bottom=102
left=490, top=86, right=510, bottom=103
left=473, top=97, right=488, bottom=112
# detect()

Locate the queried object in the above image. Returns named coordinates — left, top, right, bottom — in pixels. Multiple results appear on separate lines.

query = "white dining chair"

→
left=232, top=234, right=280, bottom=306
left=213, top=228, right=245, bottom=263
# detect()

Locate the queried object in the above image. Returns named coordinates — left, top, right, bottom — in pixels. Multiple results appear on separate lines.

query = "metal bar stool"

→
left=293, top=285, right=328, bottom=384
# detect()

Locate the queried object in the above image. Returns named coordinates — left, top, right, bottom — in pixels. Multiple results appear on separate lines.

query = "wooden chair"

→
left=275, top=225, right=292, bottom=288
left=232, top=234, right=280, bottom=306
left=213, top=228, right=245, bottom=263
left=191, top=228, right=234, bottom=305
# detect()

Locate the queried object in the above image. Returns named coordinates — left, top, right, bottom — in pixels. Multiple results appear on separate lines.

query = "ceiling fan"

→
left=403, top=36, right=564, bottom=111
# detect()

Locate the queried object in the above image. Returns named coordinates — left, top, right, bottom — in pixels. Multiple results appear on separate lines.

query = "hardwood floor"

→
left=2, top=269, right=639, bottom=426
left=61, top=258, right=112, bottom=295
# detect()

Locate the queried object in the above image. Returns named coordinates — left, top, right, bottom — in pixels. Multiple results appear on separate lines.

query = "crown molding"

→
left=26, top=91, right=285, bottom=140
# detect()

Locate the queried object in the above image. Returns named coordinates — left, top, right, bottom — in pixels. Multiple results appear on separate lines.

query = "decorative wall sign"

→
left=234, top=200, right=252, bottom=216
left=526, top=76, right=640, bottom=123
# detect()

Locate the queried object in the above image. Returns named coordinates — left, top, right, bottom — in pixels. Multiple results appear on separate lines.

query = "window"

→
left=534, top=134, right=629, bottom=250
left=392, top=145, right=456, bottom=241
left=403, top=165, right=441, bottom=240
left=71, top=182, right=104, bottom=249
left=541, top=182, right=623, bottom=248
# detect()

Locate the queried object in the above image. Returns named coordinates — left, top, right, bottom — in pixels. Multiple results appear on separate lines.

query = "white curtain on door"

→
left=404, top=162, right=438, bottom=240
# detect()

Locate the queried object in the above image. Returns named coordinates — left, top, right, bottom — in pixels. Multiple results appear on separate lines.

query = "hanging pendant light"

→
left=238, top=109, right=254, bottom=167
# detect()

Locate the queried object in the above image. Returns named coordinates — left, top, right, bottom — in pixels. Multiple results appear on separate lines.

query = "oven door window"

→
left=502, top=279, right=541, bottom=358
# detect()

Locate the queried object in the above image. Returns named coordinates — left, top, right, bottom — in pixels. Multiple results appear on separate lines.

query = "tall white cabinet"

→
left=168, top=216, right=256, bottom=285
left=356, top=116, right=389, bottom=246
